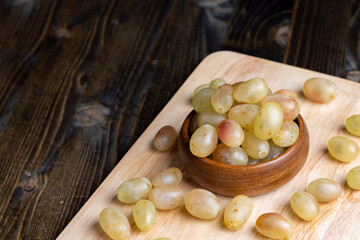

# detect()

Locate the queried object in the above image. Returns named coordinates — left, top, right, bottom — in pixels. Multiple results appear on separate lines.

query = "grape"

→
left=211, top=84, right=234, bottom=114
left=347, top=166, right=360, bottom=190
left=254, top=102, right=284, bottom=140
left=290, top=191, right=319, bottom=221
left=233, top=77, right=269, bottom=103
left=193, top=84, right=210, bottom=96
left=307, top=178, right=341, bottom=202
left=209, top=78, right=226, bottom=89
left=261, top=94, right=300, bottom=120
left=190, top=124, right=218, bottom=157
left=189, top=113, right=199, bottom=134
left=274, top=89, right=298, bottom=99
left=256, top=213, right=293, bottom=240
left=99, top=208, right=131, bottom=240
left=197, top=110, right=227, bottom=128
left=224, top=195, right=253, bottom=230
left=154, top=126, right=178, bottom=152
left=218, top=119, right=244, bottom=147
left=185, top=189, right=221, bottom=220
left=303, top=77, right=337, bottom=103
left=212, top=143, right=248, bottom=166
left=192, top=88, right=215, bottom=113
left=228, top=104, right=260, bottom=129
left=260, top=140, right=285, bottom=162
left=247, top=158, right=260, bottom=165
left=272, top=120, right=299, bottom=147
left=149, top=185, right=184, bottom=210
left=133, top=200, right=156, bottom=231
left=242, top=129, right=269, bottom=159
left=345, top=115, right=360, bottom=136
left=327, top=136, right=360, bottom=162
left=117, top=177, right=152, bottom=204
left=151, top=167, right=183, bottom=187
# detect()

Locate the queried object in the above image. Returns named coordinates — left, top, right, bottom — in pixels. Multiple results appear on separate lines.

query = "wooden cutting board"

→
left=57, top=51, right=360, bottom=240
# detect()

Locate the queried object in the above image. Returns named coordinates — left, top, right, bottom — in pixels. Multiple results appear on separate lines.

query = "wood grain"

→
left=58, top=52, right=360, bottom=240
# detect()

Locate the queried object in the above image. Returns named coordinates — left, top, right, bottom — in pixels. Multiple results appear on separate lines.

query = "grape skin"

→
left=272, top=120, right=299, bottom=147
left=327, top=136, right=360, bottom=162
left=133, top=200, right=156, bottom=231
left=274, top=89, right=298, bottom=99
left=192, top=88, right=215, bottom=113
left=185, top=189, right=221, bottom=220
left=228, top=104, right=260, bottom=130
left=211, top=84, right=234, bottom=114
left=154, top=125, right=178, bottom=151
left=307, top=178, right=341, bottom=202
left=256, top=213, right=293, bottom=240
left=209, top=78, right=226, bottom=89
left=212, top=143, right=248, bottom=166
left=290, top=191, right=319, bottom=221
left=254, top=102, right=284, bottom=140
left=224, top=195, right=253, bottom=230
left=99, top=208, right=131, bottom=240
left=303, top=77, right=337, bottom=103
left=193, top=84, right=209, bottom=96
left=345, top=115, right=360, bottom=136
left=261, top=94, right=300, bottom=121
left=151, top=167, right=183, bottom=187
left=233, top=77, right=269, bottom=103
left=217, top=119, right=244, bottom=148
left=117, top=177, right=152, bottom=204
left=242, top=129, right=270, bottom=159
left=190, top=124, right=218, bottom=157
left=149, top=185, right=184, bottom=210
left=197, top=110, right=227, bottom=128
left=347, top=166, right=360, bottom=190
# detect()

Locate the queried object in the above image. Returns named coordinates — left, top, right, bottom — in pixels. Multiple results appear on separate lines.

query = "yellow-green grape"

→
left=345, top=115, right=360, bottom=136
left=247, top=157, right=260, bottom=165
left=224, top=195, right=253, bottom=230
left=197, top=110, right=227, bottom=128
left=327, top=136, right=360, bottom=162
left=217, top=119, right=244, bottom=147
left=242, top=129, right=269, bottom=159
left=254, top=102, right=284, bottom=140
left=256, top=213, right=293, bottom=240
left=193, top=84, right=210, bottom=96
left=274, top=89, right=298, bottom=99
left=99, top=208, right=131, bottom=240
left=272, top=120, right=299, bottom=147
left=261, top=94, right=300, bottom=120
left=117, top=177, right=152, bottom=204
left=133, top=200, right=156, bottom=231
left=212, top=143, right=248, bottom=166
left=228, top=104, right=260, bottom=129
left=185, top=189, right=221, bottom=220
left=154, top=125, right=178, bottom=152
left=149, top=185, right=184, bottom=210
left=211, top=84, right=234, bottom=114
left=303, top=77, right=337, bottom=103
left=233, top=77, right=269, bottom=103
left=151, top=167, right=182, bottom=187
left=260, top=140, right=285, bottom=162
left=189, top=113, right=199, bottom=134
left=347, top=166, right=360, bottom=190
left=154, top=238, right=171, bottom=240
left=209, top=78, right=226, bottom=89
left=307, top=178, right=341, bottom=202
left=192, top=88, right=215, bottom=113
left=190, top=124, right=218, bottom=157
left=290, top=191, right=319, bottom=221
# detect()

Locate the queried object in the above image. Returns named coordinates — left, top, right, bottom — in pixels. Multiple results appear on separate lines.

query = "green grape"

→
left=149, top=185, right=184, bottom=210
left=211, top=84, right=234, bottom=114
left=212, top=143, right=248, bottom=166
left=256, top=213, right=293, bottom=240
left=303, top=77, right=337, bottom=103
left=272, top=120, right=299, bottom=147
left=99, top=208, right=131, bottom=240
left=217, top=119, right=244, bottom=147
left=151, top=167, right=182, bottom=187
left=197, top=110, right=227, bottom=128
left=193, top=84, right=210, bottom=96
left=190, top=124, right=218, bottom=157
left=260, top=140, right=285, bottom=162
left=192, top=88, right=215, bottom=113
left=185, top=189, right=221, bottom=220
left=307, top=178, right=341, bottom=202
left=274, top=89, right=298, bottom=99
left=254, top=102, right=284, bottom=140
left=242, top=129, right=269, bottom=159
left=261, top=94, right=300, bottom=120
left=154, top=125, right=177, bottom=151
left=228, top=104, right=260, bottom=129
left=347, top=166, right=360, bottom=190
left=345, top=115, right=360, bottom=136
left=209, top=78, right=226, bottom=89
left=224, top=195, right=253, bottom=230
left=290, top=191, right=319, bottom=221
left=117, top=177, right=152, bottom=204
left=327, top=136, right=360, bottom=162
left=133, top=200, right=156, bottom=231
left=233, top=77, right=269, bottom=103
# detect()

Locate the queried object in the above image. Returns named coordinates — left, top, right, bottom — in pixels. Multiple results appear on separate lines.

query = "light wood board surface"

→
left=57, top=51, right=360, bottom=240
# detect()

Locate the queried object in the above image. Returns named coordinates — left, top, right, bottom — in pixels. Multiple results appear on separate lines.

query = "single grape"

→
left=133, top=200, right=156, bottom=231
left=261, top=94, right=300, bottom=120
left=260, top=140, right=285, bottom=162
left=290, top=191, right=319, bottom=221
left=212, top=143, right=248, bottom=166
left=192, top=87, right=215, bottom=113
left=307, top=178, right=341, bottom=202
left=347, top=166, right=360, bottom=190
left=149, top=185, right=184, bottom=210
left=224, top=195, right=253, bottom=230
left=190, top=124, right=218, bottom=157
left=242, top=129, right=270, bottom=159
left=99, top=208, right=131, bottom=240
left=233, top=77, right=269, bottom=103
left=209, top=78, right=226, bottom=89
left=197, top=110, right=227, bottom=128
left=185, top=189, right=221, bottom=220
left=274, top=89, right=298, bottom=99
left=345, top=115, right=360, bottom=136
left=217, top=119, right=244, bottom=147
left=228, top=104, right=260, bottom=129
left=254, top=102, right=284, bottom=140
left=193, top=84, right=210, bottom=96
left=327, top=136, right=360, bottom=162
left=151, top=167, right=183, bottom=187
left=256, top=213, right=293, bottom=240
left=117, top=177, right=152, bottom=204
left=211, top=84, right=234, bottom=114
left=272, top=120, right=299, bottom=147
left=303, top=77, right=337, bottom=103
left=154, top=125, right=178, bottom=151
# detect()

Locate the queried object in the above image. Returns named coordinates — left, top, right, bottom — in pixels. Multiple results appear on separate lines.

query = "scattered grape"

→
left=347, top=166, right=360, bottom=190
left=117, top=177, right=152, bottom=204
left=217, top=119, right=244, bottom=147
left=256, top=213, right=293, bottom=240
left=274, top=89, right=298, bottom=99
left=254, top=102, right=284, bottom=140
left=261, top=94, right=300, bottom=120
left=272, top=120, right=299, bottom=147
left=192, top=88, right=215, bottom=113
left=185, top=189, right=221, bottom=220
left=211, top=84, right=234, bottom=114
left=345, top=115, right=360, bottom=136
left=233, top=77, right=269, bottom=103
left=190, top=124, right=218, bottom=157
left=327, top=136, right=360, bottom=162
left=303, top=77, right=337, bottom=103
left=133, top=200, right=156, bottom=231
left=151, top=167, right=183, bottom=187
left=228, top=104, right=260, bottom=129
left=193, top=84, right=210, bottom=96
left=242, top=129, right=270, bottom=159
left=197, top=110, right=227, bottom=128
left=224, top=195, right=253, bottom=230
left=290, top=191, right=319, bottom=221
left=209, top=78, right=226, bottom=89
left=99, top=208, right=131, bottom=240
left=154, top=126, right=178, bottom=152
left=307, top=178, right=341, bottom=202
left=149, top=185, right=184, bottom=210
left=212, top=143, right=248, bottom=166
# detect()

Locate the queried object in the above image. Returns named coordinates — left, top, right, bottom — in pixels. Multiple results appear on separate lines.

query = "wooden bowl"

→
left=178, top=110, right=310, bottom=196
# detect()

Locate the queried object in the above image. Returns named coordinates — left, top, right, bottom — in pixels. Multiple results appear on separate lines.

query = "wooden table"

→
left=0, top=0, right=359, bottom=239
